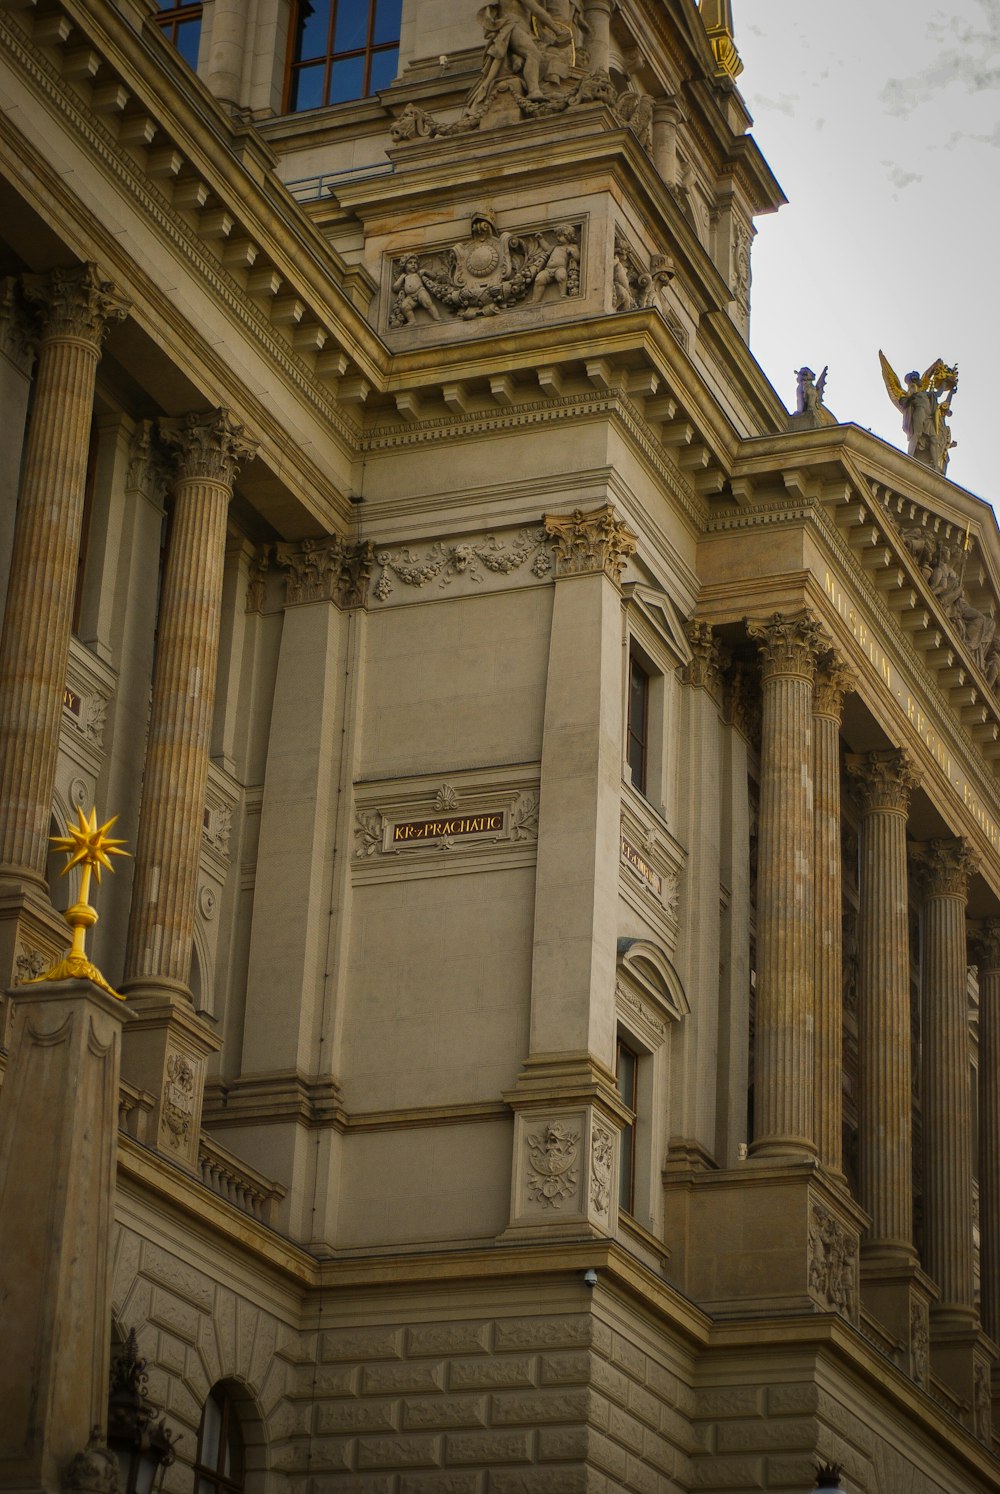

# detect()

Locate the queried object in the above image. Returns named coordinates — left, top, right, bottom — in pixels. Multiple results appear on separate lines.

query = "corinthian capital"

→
left=746, top=610, right=829, bottom=681
left=21, top=263, right=129, bottom=350
left=972, top=918, right=1000, bottom=975
left=275, top=534, right=375, bottom=610
left=846, top=748, right=921, bottom=815
left=683, top=619, right=730, bottom=691
left=910, top=837, right=979, bottom=901
left=813, top=651, right=857, bottom=720
left=160, top=409, right=258, bottom=487
left=542, top=504, right=637, bottom=585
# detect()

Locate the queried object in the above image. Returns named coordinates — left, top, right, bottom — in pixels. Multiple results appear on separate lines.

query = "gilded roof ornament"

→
left=699, top=0, right=744, bottom=79
left=879, top=351, right=958, bottom=473
left=20, top=806, right=129, bottom=998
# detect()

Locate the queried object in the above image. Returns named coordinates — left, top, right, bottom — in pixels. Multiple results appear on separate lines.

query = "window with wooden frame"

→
left=194, top=1386, right=244, bottom=1494
left=154, top=0, right=203, bottom=70
left=286, top=0, right=402, bottom=114
left=626, top=650, right=650, bottom=794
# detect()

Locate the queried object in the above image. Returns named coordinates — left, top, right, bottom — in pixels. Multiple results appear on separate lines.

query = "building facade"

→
left=0, top=1, right=999, bottom=1490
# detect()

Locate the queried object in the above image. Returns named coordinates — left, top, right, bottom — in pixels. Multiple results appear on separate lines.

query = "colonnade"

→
left=745, top=608, right=998, bottom=1371
left=0, top=265, right=258, bottom=1164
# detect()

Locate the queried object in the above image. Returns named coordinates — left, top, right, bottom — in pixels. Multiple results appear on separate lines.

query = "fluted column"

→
left=812, top=653, right=855, bottom=1175
left=122, top=410, right=256, bottom=997
left=747, top=610, right=827, bottom=1159
left=912, top=838, right=979, bottom=1322
left=846, top=750, right=921, bottom=1258
left=0, top=265, right=128, bottom=884
left=975, top=921, right=1000, bottom=1347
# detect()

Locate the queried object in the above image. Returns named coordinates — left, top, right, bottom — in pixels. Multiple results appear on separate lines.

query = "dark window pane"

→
left=368, top=45, right=398, bottom=93
left=373, top=0, right=402, bottom=45
left=157, top=0, right=178, bottom=11
left=619, top=1123, right=634, bottom=1211
left=289, top=62, right=325, bottom=111
left=328, top=52, right=365, bottom=102
left=332, top=1, right=368, bottom=51
left=294, top=0, right=330, bottom=61
left=175, top=17, right=201, bottom=68
left=626, top=655, right=649, bottom=792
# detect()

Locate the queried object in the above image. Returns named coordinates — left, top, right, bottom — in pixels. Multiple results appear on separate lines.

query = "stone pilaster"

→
left=812, top=653, right=855, bottom=1176
left=0, top=266, right=128, bottom=888
left=746, top=610, right=827, bottom=1160
left=0, top=978, right=128, bottom=1494
left=846, top=750, right=921, bottom=1259
left=120, top=410, right=255, bottom=1168
left=583, top=0, right=612, bottom=72
left=974, top=921, right=1000, bottom=1350
left=911, top=837, right=979, bottom=1323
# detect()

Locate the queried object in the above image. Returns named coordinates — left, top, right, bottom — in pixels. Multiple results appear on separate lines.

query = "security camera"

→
left=583, top=1268, right=598, bottom=1288
left=438, top=54, right=448, bottom=66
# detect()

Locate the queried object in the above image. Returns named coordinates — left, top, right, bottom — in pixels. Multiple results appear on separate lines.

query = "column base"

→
left=500, top=1053, right=629, bottom=1243
left=859, top=1250, right=937, bottom=1388
left=663, top=1158, right=868, bottom=1319
left=120, top=989, right=220, bottom=1172
left=0, top=881, right=74, bottom=1041
left=928, top=1321, right=994, bottom=1441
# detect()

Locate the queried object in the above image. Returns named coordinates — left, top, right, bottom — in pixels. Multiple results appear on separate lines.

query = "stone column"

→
left=652, top=98, right=683, bottom=187
left=746, top=610, right=827, bottom=1160
left=974, top=921, right=1000, bottom=1349
left=583, top=0, right=612, bottom=72
left=911, top=837, right=979, bottom=1323
left=812, top=654, right=854, bottom=1177
left=0, top=265, right=127, bottom=888
left=123, top=410, right=255, bottom=999
left=205, top=0, right=248, bottom=104
left=120, top=410, right=255, bottom=1168
left=0, top=277, right=35, bottom=623
left=845, top=750, right=921, bottom=1258
left=0, top=977, right=128, bottom=1493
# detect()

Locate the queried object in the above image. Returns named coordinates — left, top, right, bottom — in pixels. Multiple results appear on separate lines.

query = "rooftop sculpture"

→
left=879, top=352, right=959, bottom=474
left=22, top=806, right=129, bottom=997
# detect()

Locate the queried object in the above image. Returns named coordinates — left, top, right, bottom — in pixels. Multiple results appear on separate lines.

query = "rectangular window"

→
left=626, top=652, right=650, bottom=793
left=287, top=0, right=401, bottom=112
left=616, top=1037, right=638, bottom=1213
left=155, top=0, right=203, bottom=69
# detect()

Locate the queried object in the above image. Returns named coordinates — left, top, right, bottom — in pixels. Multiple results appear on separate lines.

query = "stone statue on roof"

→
left=879, top=352, right=958, bottom=473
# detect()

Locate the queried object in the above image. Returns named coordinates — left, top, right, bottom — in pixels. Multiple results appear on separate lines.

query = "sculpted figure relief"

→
left=879, top=351, right=958, bottom=472
left=387, top=211, right=581, bottom=326
left=899, top=525, right=998, bottom=676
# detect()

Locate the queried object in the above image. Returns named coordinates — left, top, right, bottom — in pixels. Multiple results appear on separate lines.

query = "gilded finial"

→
left=22, top=807, right=130, bottom=998
left=699, top=0, right=744, bottom=79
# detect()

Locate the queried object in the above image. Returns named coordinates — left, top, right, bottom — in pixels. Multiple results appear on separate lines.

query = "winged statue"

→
left=879, top=351, right=958, bottom=474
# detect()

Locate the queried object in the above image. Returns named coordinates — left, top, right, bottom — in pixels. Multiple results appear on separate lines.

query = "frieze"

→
left=526, top=1122, right=580, bottom=1209
left=372, top=525, right=551, bottom=603
left=909, top=1298, right=929, bottom=1388
left=590, top=1125, right=614, bottom=1216
left=387, top=212, right=583, bottom=329
left=807, top=1202, right=858, bottom=1321
left=160, top=1050, right=197, bottom=1152
left=611, top=231, right=678, bottom=334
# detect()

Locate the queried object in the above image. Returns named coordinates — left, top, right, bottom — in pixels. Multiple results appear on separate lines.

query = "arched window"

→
left=194, top=1386, right=244, bottom=1494
left=286, top=0, right=402, bottom=113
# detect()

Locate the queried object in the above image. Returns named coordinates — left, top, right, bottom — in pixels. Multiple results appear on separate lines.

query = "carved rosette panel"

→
left=386, top=215, right=583, bottom=329
left=846, top=749, right=921, bottom=816
left=543, top=505, right=637, bottom=585
left=909, top=836, right=979, bottom=901
left=526, top=1122, right=580, bottom=1210
left=275, top=535, right=374, bottom=609
left=372, top=526, right=551, bottom=603
left=746, top=610, right=828, bottom=682
left=807, top=1202, right=858, bottom=1322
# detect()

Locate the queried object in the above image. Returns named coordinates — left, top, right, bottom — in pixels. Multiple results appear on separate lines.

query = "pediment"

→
left=617, top=937, right=690, bottom=1022
left=623, top=584, right=693, bottom=666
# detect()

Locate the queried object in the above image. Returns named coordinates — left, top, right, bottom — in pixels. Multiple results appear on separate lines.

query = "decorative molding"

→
left=619, top=795, right=687, bottom=951
left=909, top=1298, right=929, bottom=1388
left=682, top=619, right=729, bottom=692
left=0, top=274, right=34, bottom=373
left=813, top=651, right=857, bottom=720
left=846, top=748, right=921, bottom=816
left=724, top=662, right=761, bottom=746
left=807, top=1201, right=858, bottom=1321
left=126, top=418, right=170, bottom=504
left=590, top=1125, right=614, bottom=1217
left=973, top=917, right=1000, bottom=974
left=387, top=213, right=582, bottom=328
left=245, top=546, right=270, bottom=612
left=372, top=525, right=550, bottom=603
left=160, top=1049, right=197, bottom=1152
left=525, top=1122, right=580, bottom=1210
left=974, top=1357, right=992, bottom=1443
left=274, top=534, right=374, bottom=609
left=543, top=504, right=637, bottom=584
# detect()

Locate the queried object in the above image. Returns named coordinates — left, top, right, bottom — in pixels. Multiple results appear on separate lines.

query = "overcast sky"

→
left=735, top=1, right=999, bottom=507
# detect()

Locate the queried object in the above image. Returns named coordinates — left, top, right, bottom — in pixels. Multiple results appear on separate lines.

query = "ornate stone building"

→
left=0, top=1, right=999, bottom=1491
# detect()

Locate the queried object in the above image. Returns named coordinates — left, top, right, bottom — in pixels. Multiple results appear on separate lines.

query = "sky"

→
left=734, top=1, right=1000, bottom=506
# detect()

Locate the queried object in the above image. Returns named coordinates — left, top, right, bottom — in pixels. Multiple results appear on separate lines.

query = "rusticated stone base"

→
left=663, top=1160, right=868, bottom=1319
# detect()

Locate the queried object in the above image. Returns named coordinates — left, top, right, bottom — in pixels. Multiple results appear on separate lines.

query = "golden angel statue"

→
left=879, top=352, right=958, bottom=474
